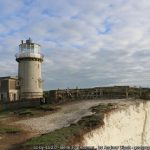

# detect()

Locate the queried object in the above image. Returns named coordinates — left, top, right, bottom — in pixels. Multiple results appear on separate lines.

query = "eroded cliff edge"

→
left=82, top=100, right=150, bottom=146
left=15, top=99, right=150, bottom=150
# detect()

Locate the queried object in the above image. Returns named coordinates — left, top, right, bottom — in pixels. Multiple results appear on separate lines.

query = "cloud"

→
left=0, top=0, right=150, bottom=89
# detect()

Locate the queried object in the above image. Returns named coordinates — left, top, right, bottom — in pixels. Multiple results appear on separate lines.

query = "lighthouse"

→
left=15, top=38, right=43, bottom=100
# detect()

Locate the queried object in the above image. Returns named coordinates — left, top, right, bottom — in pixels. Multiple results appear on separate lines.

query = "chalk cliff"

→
left=82, top=101, right=150, bottom=146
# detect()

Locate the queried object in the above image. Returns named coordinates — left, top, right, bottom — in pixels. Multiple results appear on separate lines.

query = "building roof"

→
left=0, top=76, right=18, bottom=80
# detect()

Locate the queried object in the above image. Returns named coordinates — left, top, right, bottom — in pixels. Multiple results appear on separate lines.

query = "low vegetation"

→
left=0, top=122, right=21, bottom=134
left=0, top=104, right=60, bottom=118
left=37, top=104, right=60, bottom=111
left=20, top=103, right=116, bottom=150
left=17, top=110, right=34, bottom=116
left=90, top=103, right=115, bottom=113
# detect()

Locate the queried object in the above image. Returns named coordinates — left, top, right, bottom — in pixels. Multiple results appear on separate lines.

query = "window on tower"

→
left=31, top=44, right=34, bottom=53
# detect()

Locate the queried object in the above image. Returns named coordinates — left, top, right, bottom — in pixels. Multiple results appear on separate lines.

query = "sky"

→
left=0, top=0, right=150, bottom=90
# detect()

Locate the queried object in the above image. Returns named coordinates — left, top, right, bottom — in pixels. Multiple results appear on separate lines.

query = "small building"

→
left=0, top=76, right=19, bottom=102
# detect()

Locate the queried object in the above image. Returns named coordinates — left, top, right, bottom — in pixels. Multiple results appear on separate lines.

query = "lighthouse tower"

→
left=15, top=38, right=43, bottom=100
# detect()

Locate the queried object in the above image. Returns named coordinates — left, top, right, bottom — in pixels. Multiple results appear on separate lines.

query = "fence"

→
left=45, top=86, right=150, bottom=104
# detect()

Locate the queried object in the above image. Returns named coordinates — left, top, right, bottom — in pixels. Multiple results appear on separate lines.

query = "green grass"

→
left=91, top=103, right=115, bottom=113
left=25, top=124, right=81, bottom=146
left=23, top=114, right=103, bottom=150
left=0, top=104, right=59, bottom=117
left=0, top=109, right=11, bottom=115
left=37, top=104, right=59, bottom=111
left=0, top=123, right=22, bottom=134
left=13, top=109, right=34, bottom=116
left=13, top=104, right=59, bottom=117
left=0, top=126, right=21, bottom=134
left=18, top=110, right=34, bottom=116
left=77, top=114, right=104, bottom=129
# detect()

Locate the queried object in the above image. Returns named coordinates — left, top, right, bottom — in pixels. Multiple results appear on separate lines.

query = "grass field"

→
left=0, top=122, right=21, bottom=134
left=0, top=104, right=60, bottom=118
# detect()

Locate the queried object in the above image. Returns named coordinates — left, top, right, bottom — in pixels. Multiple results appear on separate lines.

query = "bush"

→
left=37, top=105, right=59, bottom=111
left=17, top=110, right=34, bottom=116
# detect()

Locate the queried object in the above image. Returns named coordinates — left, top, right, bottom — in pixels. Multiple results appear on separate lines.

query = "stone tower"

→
left=15, top=38, right=43, bottom=100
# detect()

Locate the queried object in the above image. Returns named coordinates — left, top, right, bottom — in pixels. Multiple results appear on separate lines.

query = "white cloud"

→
left=0, top=0, right=150, bottom=89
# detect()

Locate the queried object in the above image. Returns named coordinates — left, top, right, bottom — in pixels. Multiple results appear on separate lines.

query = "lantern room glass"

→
left=19, top=43, right=40, bottom=54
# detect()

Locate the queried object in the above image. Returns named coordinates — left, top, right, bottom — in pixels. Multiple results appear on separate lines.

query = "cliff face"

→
left=82, top=101, right=150, bottom=146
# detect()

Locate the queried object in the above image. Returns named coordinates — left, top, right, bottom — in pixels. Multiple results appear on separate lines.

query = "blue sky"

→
left=0, top=0, right=150, bottom=90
